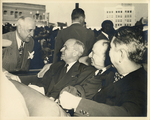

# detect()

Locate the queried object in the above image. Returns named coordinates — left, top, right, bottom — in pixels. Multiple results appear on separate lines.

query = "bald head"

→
left=89, top=39, right=110, bottom=69
left=93, top=40, right=110, bottom=55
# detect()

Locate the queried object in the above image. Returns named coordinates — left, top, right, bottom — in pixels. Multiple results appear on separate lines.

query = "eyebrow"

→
left=91, top=50, right=94, bottom=54
left=63, top=45, right=67, bottom=49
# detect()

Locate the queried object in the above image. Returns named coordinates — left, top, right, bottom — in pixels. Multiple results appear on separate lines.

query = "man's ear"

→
left=119, top=48, right=127, bottom=63
left=73, top=50, right=78, bottom=57
left=78, top=16, right=84, bottom=25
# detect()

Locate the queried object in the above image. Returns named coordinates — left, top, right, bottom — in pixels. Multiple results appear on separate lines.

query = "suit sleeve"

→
left=75, top=98, right=129, bottom=116
left=19, top=75, right=38, bottom=85
left=75, top=86, right=146, bottom=116
left=40, top=65, right=55, bottom=94
left=53, top=30, right=64, bottom=63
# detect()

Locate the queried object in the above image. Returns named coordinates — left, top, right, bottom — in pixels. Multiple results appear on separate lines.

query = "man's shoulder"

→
left=3, top=31, right=16, bottom=41
left=63, top=24, right=84, bottom=30
left=51, top=61, right=65, bottom=68
left=79, top=63, right=96, bottom=72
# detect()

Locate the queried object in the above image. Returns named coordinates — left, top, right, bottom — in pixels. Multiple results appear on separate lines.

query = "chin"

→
left=24, top=38, right=30, bottom=42
left=91, top=62, right=94, bottom=66
left=61, top=56, right=64, bottom=60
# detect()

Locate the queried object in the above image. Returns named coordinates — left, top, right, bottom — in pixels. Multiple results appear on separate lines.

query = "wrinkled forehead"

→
left=93, top=40, right=109, bottom=51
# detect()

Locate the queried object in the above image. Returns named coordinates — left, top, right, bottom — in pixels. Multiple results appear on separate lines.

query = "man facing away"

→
left=2, top=16, right=36, bottom=73
left=59, top=26, right=147, bottom=116
left=96, top=20, right=116, bottom=41
left=53, top=8, right=95, bottom=63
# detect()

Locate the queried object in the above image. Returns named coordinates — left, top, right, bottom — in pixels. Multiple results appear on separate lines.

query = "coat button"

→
left=86, top=112, right=89, bottom=116
left=83, top=111, right=86, bottom=114
left=79, top=110, right=83, bottom=113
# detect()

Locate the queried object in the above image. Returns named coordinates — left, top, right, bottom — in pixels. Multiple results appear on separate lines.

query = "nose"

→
left=88, top=52, right=92, bottom=58
left=60, top=47, right=65, bottom=52
left=29, top=30, right=34, bottom=37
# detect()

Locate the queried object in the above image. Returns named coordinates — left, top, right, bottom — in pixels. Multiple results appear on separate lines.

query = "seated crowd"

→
left=2, top=8, right=148, bottom=118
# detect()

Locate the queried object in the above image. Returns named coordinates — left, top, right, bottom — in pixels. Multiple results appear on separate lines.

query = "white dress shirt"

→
left=16, top=31, right=24, bottom=49
left=66, top=61, right=77, bottom=73
left=101, top=31, right=109, bottom=40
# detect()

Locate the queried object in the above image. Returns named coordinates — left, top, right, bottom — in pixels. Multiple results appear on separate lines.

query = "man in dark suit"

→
left=96, top=20, right=116, bottom=41
left=44, top=39, right=95, bottom=100
left=61, top=39, right=114, bottom=100
left=13, top=39, right=95, bottom=101
left=2, top=39, right=68, bottom=117
left=2, top=16, right=35, bottom=73
left=53, top=8, right=95, bottom=63
left=59, top=27, right=147, bottom=116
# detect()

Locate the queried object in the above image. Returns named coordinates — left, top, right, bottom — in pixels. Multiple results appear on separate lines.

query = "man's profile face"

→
left=60, top=40, right=75, bottom=63
left=19, top=21, right=35, bottom=42
left=89, top=40, right=109, bottom=69
left=109, top=39, right=119, bottom=67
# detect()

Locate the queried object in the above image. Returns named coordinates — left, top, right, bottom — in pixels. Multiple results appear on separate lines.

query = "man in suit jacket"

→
left=2, top=16, right=35, bottom=73
left=1, top=39, right=67, bottom=117
left=61, top=39, right=114, bottom=100
left=96, top=20, right=116, bottom=41
left=53, top=8, right=95, bottom=63
left=17, top=39, right=95, bottom=101
left=59, top=27, right=147, bottom=116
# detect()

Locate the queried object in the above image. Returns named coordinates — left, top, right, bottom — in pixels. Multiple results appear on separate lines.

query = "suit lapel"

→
left=46, top=61, right=65, bottom=95
left=102, top=33, right=109, bottom=40
left=21, top=37, right=34, bottom=70
left=8, top=32, right=19, bottom=67
left=54, top=61, right=80, bottom=88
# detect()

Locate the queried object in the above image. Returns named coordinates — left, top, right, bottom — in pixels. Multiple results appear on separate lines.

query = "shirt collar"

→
left=71, top=22, right=80, bottom=25
left=66, top=61, right=77, bottom=72
left=101, top=31, right=109, bottom=39
left=95, top=64, right=111, bottom=75
left=16, top=31, right=24, bottom=49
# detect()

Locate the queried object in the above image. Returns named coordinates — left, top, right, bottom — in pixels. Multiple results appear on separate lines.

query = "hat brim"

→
left=2, top=39, right=12, bottom=47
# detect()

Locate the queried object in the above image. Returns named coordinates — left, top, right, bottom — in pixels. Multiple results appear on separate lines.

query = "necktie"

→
left=16, top=41, right=24, bottom=70
left=63, top=64, right=69, bottom=73
left=59, top=64, right=69, bottom=79
left=113, top=72, right=124, bottom=83
left=95, top=69, right=102, bottom=76
left=18, top=41, right=24, bottom=55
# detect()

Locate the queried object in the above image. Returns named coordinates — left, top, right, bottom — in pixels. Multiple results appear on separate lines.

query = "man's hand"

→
left=4, top=71, right=21, bottom=82
left=59, top=91, right=82, bottom=110
left=49, top=97, right=55, bottom=101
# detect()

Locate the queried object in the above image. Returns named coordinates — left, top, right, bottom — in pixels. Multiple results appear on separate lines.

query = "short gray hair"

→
left=73, top=39, right=85, bottom=57
left=16, top=16, right=35, bottom=28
